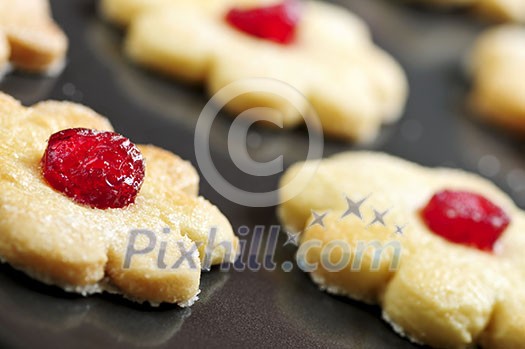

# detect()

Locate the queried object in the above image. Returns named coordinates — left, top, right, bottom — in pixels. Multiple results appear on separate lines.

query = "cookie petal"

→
left=469, top=25, right=525, bottom=132
left=0, top=0, right=67, bottom=72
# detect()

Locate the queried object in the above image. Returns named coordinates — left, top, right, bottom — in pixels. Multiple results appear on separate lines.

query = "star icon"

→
left=341, top=194, right=369, bottom=221
left=308, top=210, right=328, bottom=229
left=368, top=208, right=391, bottom=227
left=284, top=231, right=301, bottom=246
left=394, top=224, right=407, bottom=236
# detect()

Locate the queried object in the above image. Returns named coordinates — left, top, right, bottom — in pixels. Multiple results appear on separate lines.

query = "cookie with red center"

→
left=0, top=92, right=238, bottom=306
left=100, top=0, right=407, bottom=143
left=279, top=152, right=525, bottom=348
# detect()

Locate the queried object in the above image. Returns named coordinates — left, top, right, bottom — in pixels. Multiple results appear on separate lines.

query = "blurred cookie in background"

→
left=0, top=0, right=68, bottom=76
left=468, top=25, right=525, bottom=134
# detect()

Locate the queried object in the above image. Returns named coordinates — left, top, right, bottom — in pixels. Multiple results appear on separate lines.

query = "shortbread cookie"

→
left=469, top=25, right=525, bottom=133
left=415, top=0, right=525, bottom=22
left=0, top=92, right=238, bottom=306
left=278, top=152, right=525, bottom=348
left=100, top=0, right=408, bottom=143
left=0, top=0, right=68, bottom=73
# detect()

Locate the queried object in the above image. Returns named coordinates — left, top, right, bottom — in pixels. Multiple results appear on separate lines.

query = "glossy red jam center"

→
left=421, top=190, right=510, bottom=252
left=41, top=128, right=145, bottom=209
left=225, top=0, right=302, bottom=44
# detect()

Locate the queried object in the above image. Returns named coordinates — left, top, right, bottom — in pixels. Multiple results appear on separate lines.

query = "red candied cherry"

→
left=421, top=190, right=510, bottom=252
left=225, top=0, right=303, bottom=44
left=41, top=128, right=145, bottom=209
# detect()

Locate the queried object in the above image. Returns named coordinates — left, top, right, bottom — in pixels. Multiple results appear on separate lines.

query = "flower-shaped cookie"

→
left=0, top=0, right=67, bottom=74
left=0, top=92, right=238, bottom=306
left=469, top=25, right=525, bottom=134
left=100, top=0, right=408, bottom=143
left=415, top=0, right=525, bottom=22
left=279, top=152, right=525, bottom=348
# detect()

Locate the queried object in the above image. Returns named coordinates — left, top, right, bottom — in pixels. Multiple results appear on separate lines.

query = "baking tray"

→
left=0, top=0, right=520, bottom=348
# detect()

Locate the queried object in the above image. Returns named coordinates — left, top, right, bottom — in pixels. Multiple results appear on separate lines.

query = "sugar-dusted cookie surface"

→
left=469, top=25, right=525, bottom=133
left=415, top=0, right=525, bottom=22
left=0, top=0, right=67, bottom=73
left=278, top=152, right=525, bottom=348
left=0, top=92, right=238, bottom=307
left=100, top=0, right=408, bottom=143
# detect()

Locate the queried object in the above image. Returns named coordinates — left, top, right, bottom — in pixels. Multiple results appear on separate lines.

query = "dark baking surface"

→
left=0, top=0, right=522, bottom=348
